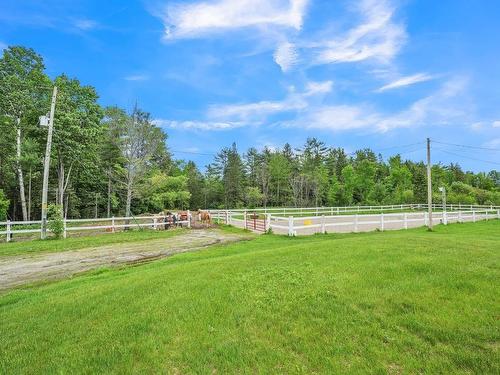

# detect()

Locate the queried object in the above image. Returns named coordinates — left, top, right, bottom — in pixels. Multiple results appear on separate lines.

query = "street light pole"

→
left=40, top=86, right=57, bottom=239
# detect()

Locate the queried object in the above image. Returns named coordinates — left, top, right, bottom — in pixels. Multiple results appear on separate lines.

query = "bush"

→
left=47, top=204, right=64, bottom=239
left=0, top=189, right=8, bottom=221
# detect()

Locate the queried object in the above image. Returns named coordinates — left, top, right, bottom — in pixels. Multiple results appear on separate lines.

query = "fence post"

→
left=225, top=210, right=229, bottom=225
left=288, top=216, right=294, bottom=236
left=424, top=212, right=429, bottom=226
left=380, top=213, right=384, bottom=231
left=473, top=210, right=476, bottom=223
left=111, top=216, right=115, bottom=233
left=187, top=210, right=191, bottom=228
left=354, top=214, right=359, bottom=232
left=6, top=220, right=11, bottom=242
left=244, top=210, right=247, bottom=230
left=458, top=211, right=462, bottom=223
left=336, top=207, right=339, bottom=215
left=497, top=210, right=500, bottom=220
left=153, top=217, right=157, bottom=230
left=443, top=211, right=447, bottom=225
left=321, top=215, right=325, bottom=234
left=404, top=213, right=408, bottom=229
left=266, top=214, right=271, bottom=232
left=63, top=217, right=67, bottom=238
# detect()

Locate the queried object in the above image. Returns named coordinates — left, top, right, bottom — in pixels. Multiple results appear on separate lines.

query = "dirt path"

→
left=0, top=229, right=252, bottom=291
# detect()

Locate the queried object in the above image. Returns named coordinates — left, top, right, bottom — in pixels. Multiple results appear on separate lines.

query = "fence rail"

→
left=0, top=214, right=191, bottom=242
left=211, top=206, right=500, bottom=236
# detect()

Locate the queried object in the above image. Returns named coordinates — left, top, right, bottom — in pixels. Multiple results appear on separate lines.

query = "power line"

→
left=433, top=140, right=500, bottom=152
left=435, top=148, right=500, bottom=166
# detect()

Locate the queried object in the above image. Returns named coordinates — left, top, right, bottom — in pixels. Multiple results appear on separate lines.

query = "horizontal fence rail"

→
left=209, top=205, right=500, bottom=236
left=0, top=213, right=192, bottom=242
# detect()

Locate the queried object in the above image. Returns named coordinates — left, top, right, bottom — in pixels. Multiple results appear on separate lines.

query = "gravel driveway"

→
left=0, top=229, right=252, bottom=291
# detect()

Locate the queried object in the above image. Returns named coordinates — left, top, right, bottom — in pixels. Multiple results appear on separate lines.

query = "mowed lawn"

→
left=0, top=221, right=499, bottom=374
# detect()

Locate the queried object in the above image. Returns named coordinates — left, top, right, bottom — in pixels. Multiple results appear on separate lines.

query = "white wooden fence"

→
left=0, top=213, right=191, bottom=243
left=210, top=205, right=500, bottom=236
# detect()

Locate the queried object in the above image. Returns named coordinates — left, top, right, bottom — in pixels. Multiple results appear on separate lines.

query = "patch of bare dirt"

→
left=0, top=229, right=252, bottom=291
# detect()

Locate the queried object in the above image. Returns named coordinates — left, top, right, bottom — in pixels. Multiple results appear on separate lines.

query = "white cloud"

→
left=153, top=119, right=243, bottom=131
left=273, top=41, right=299, bottom=72
left=484, top=138, right=500, bottom=148
left=492, top=121, right=500, bottom=128
left=270, top=0, right=406, bottom=71
left=310, top=0, right=406, bottom=66
left=124, top=74, right=150, bottom=81
left=207, top=80, right=332, bottom=122
left=156, top=80, right=332, bottom=130
left=285, top=77, right=468, bottom=132
left=160, top=0, right=309, bottom=39
left=74, top=19, right=98, bottom=31
left=377, top=73, right=435, bottom=92
left=156, top=77, right=468, bottom=134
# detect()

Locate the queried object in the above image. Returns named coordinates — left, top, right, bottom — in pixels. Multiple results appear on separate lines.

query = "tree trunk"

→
left=125, top=180, right=132, bottom=218
left=107, top=170, right=112, bottom=218
left=16, top=119, right=28, bottom=221
left=28, top=167, right=32, bottom=221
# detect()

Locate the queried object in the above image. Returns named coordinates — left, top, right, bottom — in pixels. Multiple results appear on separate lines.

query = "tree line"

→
left=0, top=46, right=499, bottom=221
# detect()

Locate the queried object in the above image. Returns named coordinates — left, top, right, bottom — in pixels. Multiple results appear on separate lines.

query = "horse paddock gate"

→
left=245, top=212, right=267, bottom=233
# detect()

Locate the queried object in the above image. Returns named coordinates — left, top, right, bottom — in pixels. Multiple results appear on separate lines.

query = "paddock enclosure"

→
left=2, top=204, right=499, bottom=242
left=210, top=204, right=500, bottom=235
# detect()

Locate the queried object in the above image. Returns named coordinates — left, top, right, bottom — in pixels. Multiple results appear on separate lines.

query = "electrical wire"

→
left=435, top=148, right=500, bottom=166
left=433, top=140, right=500, bottom=152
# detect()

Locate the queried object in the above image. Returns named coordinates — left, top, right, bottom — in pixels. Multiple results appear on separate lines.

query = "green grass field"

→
left=1, top=221, right=499, bottom=374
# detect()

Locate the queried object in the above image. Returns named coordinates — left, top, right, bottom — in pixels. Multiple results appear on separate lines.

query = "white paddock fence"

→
left=0, top=213, right=191, bottom=243
left=210, top=206, right=500, bottom=236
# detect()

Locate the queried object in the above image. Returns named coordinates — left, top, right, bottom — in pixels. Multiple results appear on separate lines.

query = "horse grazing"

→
left=197, top=210, right=211, bottom=225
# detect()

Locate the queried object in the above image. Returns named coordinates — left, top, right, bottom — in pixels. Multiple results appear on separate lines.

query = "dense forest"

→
left=0, top=46, right=499, bottom=221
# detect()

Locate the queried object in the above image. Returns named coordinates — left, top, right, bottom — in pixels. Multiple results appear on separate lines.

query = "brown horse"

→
left=197, top=210, right=211, bottom=225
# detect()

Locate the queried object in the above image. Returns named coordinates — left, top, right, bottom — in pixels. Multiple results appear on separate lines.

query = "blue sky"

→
left=1, top=0, right=499, bottom=171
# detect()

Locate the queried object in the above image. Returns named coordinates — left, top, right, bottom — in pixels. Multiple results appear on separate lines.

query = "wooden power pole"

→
left=41, top=86, right=58, bottom=239
left=427, top=137, right=433, bottom=230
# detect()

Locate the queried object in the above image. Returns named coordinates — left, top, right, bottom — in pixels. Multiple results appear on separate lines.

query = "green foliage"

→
left=145, top=172, right=191, bottom=211
left=47, top=204, right=64, bottom=239
left=245, top=186, right=264, bottom=208
left=0, top=189, right=9, bottom=221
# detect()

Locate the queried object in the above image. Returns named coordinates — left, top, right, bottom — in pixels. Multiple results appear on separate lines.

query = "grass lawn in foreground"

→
left=0, top=221, right=499, bottom=373
left=0, top=228, right=187, bottom=257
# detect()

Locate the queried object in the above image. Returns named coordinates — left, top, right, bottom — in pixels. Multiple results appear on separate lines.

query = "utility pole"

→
left=40, top=86, right=57, bottom=239
left=426, top=137, right=433, bottom=230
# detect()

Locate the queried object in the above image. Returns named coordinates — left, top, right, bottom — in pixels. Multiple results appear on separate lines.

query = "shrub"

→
left=0, top=189, right=8, bottom=221
left=47, top=204, right=64, bottom=239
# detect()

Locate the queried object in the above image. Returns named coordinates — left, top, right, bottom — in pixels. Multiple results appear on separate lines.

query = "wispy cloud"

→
left=159, top=0, right=309, bottom=39
left=155, top=80, right=332, bottom=130
left=124, top=74, right=150, bottom=81
left=377, top=73, right=435, bottom=92
left=313, top=0, right=405, bottom=66
left=0, top=41, right=7, bottom=52
left=74, top=18, right=98, bottom=31
left=207, top=80, right=333, bottom=122
left=157, top=77, right=468, bottom=133
left=275, top=0, right=406, bottom=72
left=492, top=121, right=500, bottom=128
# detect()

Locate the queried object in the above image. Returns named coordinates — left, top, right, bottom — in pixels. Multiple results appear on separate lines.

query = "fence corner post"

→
left=111, top=216, right=115, bottom=233
left=187, top=210, right=191, bottom=228
left=6, top=220, right=11, bottom=242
